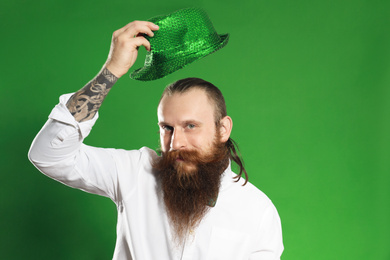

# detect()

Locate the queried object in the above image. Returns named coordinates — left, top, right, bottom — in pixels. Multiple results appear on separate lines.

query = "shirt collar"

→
left=208, top=162, right=235, bottom=207
left=220, top=161, right=235, bottom=192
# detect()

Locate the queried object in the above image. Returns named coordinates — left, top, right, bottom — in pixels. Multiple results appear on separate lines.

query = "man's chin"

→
left=175, top=161, right=197, bottom=176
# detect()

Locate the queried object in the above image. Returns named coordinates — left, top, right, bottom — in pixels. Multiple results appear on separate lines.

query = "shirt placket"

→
left=180, top=229, right=197, bottom=260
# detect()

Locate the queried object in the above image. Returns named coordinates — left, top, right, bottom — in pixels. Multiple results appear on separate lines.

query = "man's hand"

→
left=105, top=21, right=159, bottom=78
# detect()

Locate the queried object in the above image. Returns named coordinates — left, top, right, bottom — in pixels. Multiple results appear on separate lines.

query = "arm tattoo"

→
left=67, top=67, right=118, bottom=122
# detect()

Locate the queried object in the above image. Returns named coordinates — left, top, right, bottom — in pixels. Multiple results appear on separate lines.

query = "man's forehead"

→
left=159, top=88, right=212, bottom=107
left=157, top=88, right=215, bottom=121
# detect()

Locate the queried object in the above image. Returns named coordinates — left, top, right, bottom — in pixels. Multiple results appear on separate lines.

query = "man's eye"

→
left=187, top=124, right=195, bottom=129
left=162, top=125, right=173, bottom=132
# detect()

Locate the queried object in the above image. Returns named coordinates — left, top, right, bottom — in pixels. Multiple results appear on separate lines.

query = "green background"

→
left=1, top=0, right=389, bottom=259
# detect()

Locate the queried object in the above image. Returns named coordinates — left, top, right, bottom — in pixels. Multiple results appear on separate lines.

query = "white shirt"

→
left=28, top=94, right=284, bottom=260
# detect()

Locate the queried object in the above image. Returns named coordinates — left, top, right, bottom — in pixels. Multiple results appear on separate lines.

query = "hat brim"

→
left=129, top=34, right=229, bottom=81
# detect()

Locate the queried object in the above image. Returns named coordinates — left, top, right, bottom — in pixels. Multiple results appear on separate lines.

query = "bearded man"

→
left=29, top=21, right=283, bottom=259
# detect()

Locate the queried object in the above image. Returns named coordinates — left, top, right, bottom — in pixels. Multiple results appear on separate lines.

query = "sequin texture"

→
left=130, top=7, right=229, bottom=81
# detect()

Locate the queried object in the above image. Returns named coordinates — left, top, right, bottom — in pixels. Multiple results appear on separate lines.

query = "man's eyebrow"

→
left=158, top=121, right=169, bottom=126
left=157, top=120, right=202, bottom=126
left=183, top=120, right=202, bottom=126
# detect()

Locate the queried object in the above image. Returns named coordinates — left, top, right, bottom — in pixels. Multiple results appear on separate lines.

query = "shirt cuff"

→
left=48, top=93, right=99, bottom=139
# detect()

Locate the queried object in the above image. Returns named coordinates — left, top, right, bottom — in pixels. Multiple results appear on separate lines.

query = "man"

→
left=29, top=21, right=283, bottom=259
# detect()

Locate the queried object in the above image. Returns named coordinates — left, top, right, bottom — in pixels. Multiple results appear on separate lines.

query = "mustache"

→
left=158, top=149, right=207, bottom=169
left=161, top=146, right=228, bottom=166
left=166, top=149, right=202, bottom=162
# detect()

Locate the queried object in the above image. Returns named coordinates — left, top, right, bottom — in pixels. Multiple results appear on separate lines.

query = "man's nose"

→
left=170, top=128, right=187, bottom=151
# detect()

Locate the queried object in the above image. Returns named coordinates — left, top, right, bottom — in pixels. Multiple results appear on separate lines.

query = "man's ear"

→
left=219, top=116, right=233, bottom=142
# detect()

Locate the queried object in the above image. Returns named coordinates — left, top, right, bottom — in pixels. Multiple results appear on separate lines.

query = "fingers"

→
left=112, top=21, right=158, bottom=51
left=105, top=21, right=158, bottom=77
left=131, top=35, right=151, bottom=51
left=116, top=21, right=159, bottom=38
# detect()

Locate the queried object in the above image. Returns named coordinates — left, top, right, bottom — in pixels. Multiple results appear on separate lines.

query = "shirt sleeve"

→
left=28, top=93, right=137, bottom=202
left=249, top=203, right=284, bottom=260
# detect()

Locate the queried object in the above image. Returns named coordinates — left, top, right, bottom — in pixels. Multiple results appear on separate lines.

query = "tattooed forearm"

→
left=67, top=67, right=118, bottom=122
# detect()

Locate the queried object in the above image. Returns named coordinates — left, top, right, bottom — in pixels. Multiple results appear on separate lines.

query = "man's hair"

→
left=160, top=77, right=248, bottom=185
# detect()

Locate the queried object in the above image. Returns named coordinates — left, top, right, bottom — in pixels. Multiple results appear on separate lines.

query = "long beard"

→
left=153, top=139, right=229, bottom=244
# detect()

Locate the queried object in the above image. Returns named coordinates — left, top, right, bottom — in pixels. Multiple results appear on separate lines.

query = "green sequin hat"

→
left=129, top=7, right=229, bottom=81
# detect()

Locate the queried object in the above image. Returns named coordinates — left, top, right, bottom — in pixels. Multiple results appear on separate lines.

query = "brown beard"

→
left=153, top=137, right=230, bottom=244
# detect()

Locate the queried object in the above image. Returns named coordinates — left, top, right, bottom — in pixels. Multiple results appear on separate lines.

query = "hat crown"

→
left=146, top=8, right=222, bottom=53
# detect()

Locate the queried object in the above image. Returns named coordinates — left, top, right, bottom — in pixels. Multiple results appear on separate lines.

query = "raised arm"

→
left=28, top=21, right=159, bottom=199
left=67, top=21, right=159, bottom=122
